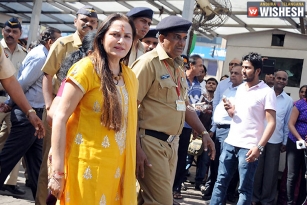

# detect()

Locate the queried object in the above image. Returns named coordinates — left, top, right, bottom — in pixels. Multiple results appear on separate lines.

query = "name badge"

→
left=161, top=74, right=170, bottom=79
left=176, top=100, right=186, bottom=111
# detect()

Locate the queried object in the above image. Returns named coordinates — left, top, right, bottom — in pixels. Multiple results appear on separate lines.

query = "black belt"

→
left=33, top=108, right=45, bottom=113
left=145, top=129, right=169, bottom=141
left=0, top=90, right=7, bottom=97
left=216, top=124, right=231, bottom=129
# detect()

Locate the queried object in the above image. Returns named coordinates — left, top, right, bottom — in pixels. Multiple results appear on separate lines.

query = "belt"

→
left=145, top=129, right=170, bottom=142
left=33, top=108, right=45, bottom=113
left=0, top=90, right=7, bottom=97
left=216, top=124, right=231, bottom=129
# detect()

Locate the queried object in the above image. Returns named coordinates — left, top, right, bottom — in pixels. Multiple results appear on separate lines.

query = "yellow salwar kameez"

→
left=58, top=57, right=138, bottom=205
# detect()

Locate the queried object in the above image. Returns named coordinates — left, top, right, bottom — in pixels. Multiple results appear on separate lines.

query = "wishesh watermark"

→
left=247, top=2, right=305, bottom=17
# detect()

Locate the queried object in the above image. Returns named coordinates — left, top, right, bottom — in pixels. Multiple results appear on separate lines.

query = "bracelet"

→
left=26, top=109, right=36, bottom=118
left=201, top=130, right=209, bottom=135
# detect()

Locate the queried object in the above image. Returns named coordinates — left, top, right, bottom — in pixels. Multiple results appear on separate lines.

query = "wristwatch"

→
left=257, top=144, right=264, bottom=154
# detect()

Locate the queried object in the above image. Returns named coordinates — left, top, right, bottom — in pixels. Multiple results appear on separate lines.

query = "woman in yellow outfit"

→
left=48, top=13, right=138, bottom=204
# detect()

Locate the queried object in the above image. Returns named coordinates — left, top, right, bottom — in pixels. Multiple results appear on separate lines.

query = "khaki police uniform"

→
left=36, top=31, right=82, bottom=205
left=128, top=40, right=145, bottom=67
left=132, top=44, right=188, bottom=205
left=0, top=39, right=26, bottom=186
left=41, top=31, right=82, bottom=95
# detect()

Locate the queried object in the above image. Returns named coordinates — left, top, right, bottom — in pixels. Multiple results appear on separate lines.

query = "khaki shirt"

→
left=41, top=31, right=82, bottom=94
left=128, top=40, right=145, bottom=67
left=0, top=39, right=27, bottom=75
left=0, top=44, right=15, bottom=79
left=0, top=39, right=26, bottom=90
left=132, top=44, right=188, bottom=135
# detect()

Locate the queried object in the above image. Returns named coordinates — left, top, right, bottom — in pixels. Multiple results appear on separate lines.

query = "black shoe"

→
left=201, top=186, right=212, bottom=200
left=1, top=185, right=26, bottom=195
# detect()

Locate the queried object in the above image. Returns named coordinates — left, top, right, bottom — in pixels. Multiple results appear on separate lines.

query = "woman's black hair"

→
left=56, top=31, right=96, bottom=81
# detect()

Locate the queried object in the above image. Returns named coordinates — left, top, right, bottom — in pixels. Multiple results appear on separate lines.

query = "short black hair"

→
left=206, top=77, right=218, bottom=85
left=189, top=54, right=202, bottom=65
left=242, top=52, right=262, bottom=75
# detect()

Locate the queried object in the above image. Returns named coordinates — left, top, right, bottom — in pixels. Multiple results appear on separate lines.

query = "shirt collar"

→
left=1, top=38, right=22, bottom=53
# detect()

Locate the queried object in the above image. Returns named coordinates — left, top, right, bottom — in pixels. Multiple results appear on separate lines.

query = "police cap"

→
left=76, top=5, right=98, bottom=18
left=142, top=29, right=158, bottom=39
left=126, top=7, right=153, bottom=20
left=4, top=17, right=22, bottom=30
left=156, top=16, right=191, bottom=34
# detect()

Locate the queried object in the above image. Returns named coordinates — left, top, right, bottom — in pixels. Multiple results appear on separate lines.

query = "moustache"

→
left=7, top=36, right=14, bottom=40
left=82, top=24, right=93, bottom=30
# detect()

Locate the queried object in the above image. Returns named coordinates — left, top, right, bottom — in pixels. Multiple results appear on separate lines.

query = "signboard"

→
left=190, top=46, right=226, bottom=61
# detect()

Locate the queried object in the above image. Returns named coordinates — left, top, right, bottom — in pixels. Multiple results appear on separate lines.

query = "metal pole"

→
left=27, top=0, right=43, bottom=49
left=182, top=0, right=195, bottom=55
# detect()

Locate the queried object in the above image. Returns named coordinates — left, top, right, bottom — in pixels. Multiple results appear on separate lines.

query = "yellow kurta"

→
left=59, top=57, right=138, bottom=205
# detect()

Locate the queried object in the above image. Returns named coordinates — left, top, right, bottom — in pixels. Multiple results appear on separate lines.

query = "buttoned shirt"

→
left=212, top=77, right=231, bottom=111
left=128, top=40, right=145, bottom=67
left=132, top=44, right=188, bottom=135
left=0, top=44, right=15, bottom=79
left=267, top=90, right=292, bottom=145
left=0, top=39, right=27, bottom=90
left=211, top=84, right=240, bottom=132
left=7, top=44, right=47, bottom=108
left=225, top=81, right=276, bottom=149
left=42, top=31, right=82, bottom=94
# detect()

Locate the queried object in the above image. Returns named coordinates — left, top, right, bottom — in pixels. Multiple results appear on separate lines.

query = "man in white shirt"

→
left=212, top=58, right=241, bottom=111
left=210, top=52, right=276, bottom=205
left=252, top=70, right=292, bottom=205
left=202, top=65, right=243, bottom=202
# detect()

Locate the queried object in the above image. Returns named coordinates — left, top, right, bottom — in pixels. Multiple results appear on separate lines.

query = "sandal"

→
left=173, top=192, right=183, bottom=199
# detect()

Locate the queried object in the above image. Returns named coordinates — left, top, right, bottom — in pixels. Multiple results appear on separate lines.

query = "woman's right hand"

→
left=48, top=172, right=65, bottom=199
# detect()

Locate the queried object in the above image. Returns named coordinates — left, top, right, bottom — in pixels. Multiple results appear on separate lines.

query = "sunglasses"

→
left=229, top=63, right=240, bottom=66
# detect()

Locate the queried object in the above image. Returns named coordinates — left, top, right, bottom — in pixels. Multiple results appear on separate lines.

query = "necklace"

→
left=112, top=65, right=122, bottom=85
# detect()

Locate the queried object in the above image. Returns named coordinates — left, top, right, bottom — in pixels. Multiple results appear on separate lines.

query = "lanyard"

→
left=163, top=60, right=181, bottom=98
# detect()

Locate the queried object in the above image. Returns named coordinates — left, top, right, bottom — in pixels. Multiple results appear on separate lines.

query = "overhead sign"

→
left=190, top=46, right=226, bottom=61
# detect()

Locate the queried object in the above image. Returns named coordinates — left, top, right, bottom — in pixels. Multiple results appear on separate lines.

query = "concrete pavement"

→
left=0, top=165, right=235, bottom=205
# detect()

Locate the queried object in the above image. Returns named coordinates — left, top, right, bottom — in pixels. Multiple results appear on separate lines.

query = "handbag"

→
left=187, top=136, right=204, bottom=156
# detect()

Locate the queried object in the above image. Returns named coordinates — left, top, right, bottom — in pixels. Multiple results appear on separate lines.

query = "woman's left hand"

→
left=48, top=173, right=65, bottom=199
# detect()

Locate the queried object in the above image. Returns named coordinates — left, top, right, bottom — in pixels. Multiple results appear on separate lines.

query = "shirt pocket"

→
left=158, top=78, right=177, bottom=103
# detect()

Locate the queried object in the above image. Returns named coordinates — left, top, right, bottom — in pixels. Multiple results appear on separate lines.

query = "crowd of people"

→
left=0, top=4, right=306, bottom=205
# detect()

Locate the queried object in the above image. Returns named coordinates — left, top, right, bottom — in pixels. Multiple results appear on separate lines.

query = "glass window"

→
left=260, top=56, right=303, bottom=87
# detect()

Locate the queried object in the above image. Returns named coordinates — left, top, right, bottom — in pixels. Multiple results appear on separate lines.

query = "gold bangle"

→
left=26, top=109, right=36, bottom=118
left=201, top=130, right=209, bottom=135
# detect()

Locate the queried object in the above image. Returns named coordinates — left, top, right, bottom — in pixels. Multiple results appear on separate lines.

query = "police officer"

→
left=132, top=16, right=215, bottom=205
left=0, top=17, right=27, bottom=195
left=37, top=5, right=98, bottom=204
left=127, top=7, right=153, bottom=66
left=141, top=28, right=158, bottom=53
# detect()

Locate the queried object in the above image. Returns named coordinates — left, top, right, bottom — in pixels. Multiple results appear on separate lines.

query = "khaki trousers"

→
left=137, top=130, right=179, bottom=205
left=0, top=96, right=20, bottom=185
left=35, top=109, right=51, bottom=205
